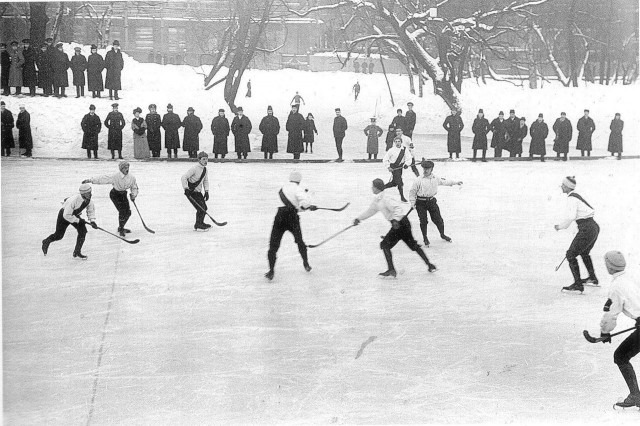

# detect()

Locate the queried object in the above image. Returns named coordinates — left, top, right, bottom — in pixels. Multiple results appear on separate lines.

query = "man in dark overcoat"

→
left=471, top=109, right=490, bottom=162
left=231, top=106, right=252, bottom=159
left=16, top=105, right=33, bottom=157
left=145, top=104, right=162, bottom=157
left=1, top=43, right=10, bottom=95
left=211, top=109, right=230, bottom=158
left=81, top=104, right=101, bottom=159
left=36, top=43, right=53, bottom=96
left=51, top=43, right=69, bottom=98
left=333, top=108, right=348, bottom=161
left=104, top=103, right=126, bottom=159
left=70, top=46, right=87, bottom=98
left=1, top=101, right=15, bottom=156
left=182, top=107, right=203, bottom=158
left=21, top=39, right=38, bottom=96
left=443, top=109, right=464, bottom=159
left=259, top=105, right=280, bottom=159
left=490, top=111, right=507, bottom=157
left=529, top=113, right=548, bottom=161
left=552, top=112, right=573, bottom=161
left=162, top=103, right=181, bottom=158
left=104, top=40, right=124, bottom=100
left=87, top=45, right=104, bottom=98
left=286, top=104, right=305, bottom=160
left=576, top=109, right=595, bottom=156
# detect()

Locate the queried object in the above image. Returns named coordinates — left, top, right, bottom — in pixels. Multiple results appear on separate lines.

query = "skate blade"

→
left=561, top=289, right=584, bottom=295
left=613, top=404, right=640, bottom=411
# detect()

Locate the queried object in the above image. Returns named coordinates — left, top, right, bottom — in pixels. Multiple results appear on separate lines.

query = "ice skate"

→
left=42, top=239, right=50, bottom=256
left=580, top=277, right=599, bottom=286
left=379, top=269, right=397, bottom=278
left=440, top=233, right=452, bottom=242
left=265, top=270, right=274, bottom=281
left=73, top=252, right=88, bottom=260
left=614, top=394, right=640, bottom=410
left=561, top=282, right=584, bottom=293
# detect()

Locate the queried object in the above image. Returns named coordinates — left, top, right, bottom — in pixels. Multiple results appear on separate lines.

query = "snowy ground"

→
left=2, top=157, right=640, bottom=424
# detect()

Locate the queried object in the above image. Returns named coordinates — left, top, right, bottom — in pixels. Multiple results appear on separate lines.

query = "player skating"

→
left=555, top=176, right=600, bottom=293
left=42, top=184, right=98, bottom=259
left=182, top=151, right=211, bottom=231
left=83, top=161, right=138, bottom=236
left=408, top=159, right=462, bottom=247
left=353, top=178, right=436, bottom=278
left=265, top=171, right=318, bottom=281
left=383, top=137, right=412, bottom=202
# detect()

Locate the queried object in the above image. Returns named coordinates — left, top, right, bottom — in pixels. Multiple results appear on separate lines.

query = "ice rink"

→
left=2, top=157, right=639, bottom=424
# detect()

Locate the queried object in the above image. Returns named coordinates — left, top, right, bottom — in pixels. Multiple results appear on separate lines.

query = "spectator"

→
left=8, top=41, right=25, bottom=95
left=162, top=103, right=181, bottom=158
left=1, top=101, right=15, bottom=156
left=259, top=105, right=280, bottom=159
left=105, top=103, right=126, bottom=159
left=286, top=104, right=305, bottom=160
left=364, top=117, right=383, bottom=160
left=552, top=112, right=572, bottom=161
left=231, top=107, right=252, bottom=159
left=608, top=113, right=624, bottom=160
left=182, top=107, right=203, bottom=159
left=145, top=104, right=162, bottom=158
left=105, top=40, right=124, bottom=100
left=16, top=105, right=33, bottom=157
left=1, top=43, right=10, bottom=95
left=211, top=109, right=230, bottom=159
left=51, top=42, right=69, bottom=98
left=87, top=44, right=104, bottom=98
left=81, top=104, right=101, bottom=159
left=132, top=107, right=149, bottom=159
left=576, top=109, right=595, bottom=157
left=70, top=46, right=87, bottom=98
left=36, top=43, right=53, bottom=97
left=21, top=39, right=38, bottom=97
left=333, top=107, right=348, bottom=161
left=471, top=109, right=490, bottom=162
left=303, top=113, right=317, bottom=153
left=443, top=110, right=464, bottom=159
left=490, top=111, right=507, bottom=158
left=529, top=113, right=548, bottom=162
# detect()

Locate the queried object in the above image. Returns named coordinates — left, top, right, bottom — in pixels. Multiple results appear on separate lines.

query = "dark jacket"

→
left=81, top=112, right=102, bottom=150
left=552, top=118, right=572, bottom=154
left=504, top=116, right=519, bottom=143
left=333, top=115, right=348, bottom=138
left=1, top=50, right=10, bottom=88
left=211, top=116, right=230, bottom=155
left=490, top=118, right=507, bottom=149
left=182, top=114, right=203, bottom=152
left=51, top=49, right=69, bottom=87
left=303, top=118, right=317, bottom=143
left=70, top=53, right=87, bottom=86
left=16, top=110, right=33, bottom=149
left=576, top=116, right=595, bottom=151
left=286, top=111, right=305, bottom=154
left=404, top=110, right=416, bottom=136
left=508, top=123, right=527, bottom=155
left=259, top=114, right=280, bottom=153
left=231, top=114, right=252, bottom=153
left=104, top=48, right=124, bottom=90
left=391, top=115, right=406, bottom=134
left=443, top=113, right=464, bottom=153
left=1, top=108, right=15, bottom=148
left=385, top=127, right=396, bottom=151
left=22, top=47, right=38, bottom=87
left=364, top=124, right=383, bottom=154
left=529, top=120, right=548, bottom=156
left=608, top=118, right=624, bottom=153
left=471, top=117, right=490, bottom=150
left=104, top=111, right=126, bottom=150
left=162, top=112, right=182, bottom=149
left=145, top=112, right=162, bottom=151
left=87, top=53, right=104, bottom=91
left=36, top=49, right=53, bottom=89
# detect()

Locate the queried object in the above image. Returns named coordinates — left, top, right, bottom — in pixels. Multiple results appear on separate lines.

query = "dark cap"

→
left=509, top=109, right=515, bottom=114
left=520, top=117, right=526, bottom=121
left=1, top=101, right=5, bottom=106
left=499, top=111, right=504, bottom=115
left=112, top=40, right=120, bottom=46
left=335, top=108, right=341, bottom=112
left=133, top=107, right=142, bottom=114
left=372, top=178, right=385, bottom=191
left=584, top=109, right=589, bottom=112
left=187, top=107, right=194, bottom=112
left=237, top=107, right=243, bottom=112
left=10, top=41, right=19, bottom=46
left=267, top=105, right=273, bottom=111
left=478, top=109, right=483, bottom=113
left=167, top=103, right=173, bottom=109
left=421, top=159, right=434, bottom=169
left=22, top=39, right=30, bottom=44
left=74, top=47, right=81, bottom=51
left=56, top=42, right=63, bottom=48
left=407, top=102, right=413, bottom=106
left=45, top=37, right=53, bottom=42
left=90, top=44, right=98, bottom=50
left=396, top=109, right=403, bottom=113
left=538, top=113, right=543, bottom=118
left=89, top=104, right=96, bottom=110
left=149, top=104, right=156, bottom=109
left=615, top=112, right=621, bottom=116
left=561, top=112, right=566, bottom=116
left=218, top=108, right=225, bottom=113
left=111, top=103, right=119, bottom=108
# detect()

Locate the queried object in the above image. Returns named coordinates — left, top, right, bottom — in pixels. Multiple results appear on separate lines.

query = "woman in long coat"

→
left=87, top=45, right=104, bottom=97
left=259, top=106, right=280, bottom=159
left=70, top=47, right=87, bottom=98
left=16, top=106, right=33, bottom=157
left=443, top=110, right=464, bottom=159
left=161, top=104, right=181, bottom=158
left=104, top=104, right=126, bottom=159
left=51, top=43, right=69, bottom=97
left=81, top=106, right=101, bottom=159
left=529, top=113, right=548, bottom=161
left=471, top=109, right=490, bottom=161
left=182, top=107, right=203, bottom=158
left=285, top=105, right=305, bottom=159
left=608, top=113, right=624, bottom=159
left=363, top=118, right=383, bottom=159
left=132, top=107, right=149, bottom=159
left=145, top=104, right=162, bottom=157
left=303, top=113, right=317, bottom=153
left=231, top=108, right=252, bottom=159
left=211, top=109, right=230, bottom=158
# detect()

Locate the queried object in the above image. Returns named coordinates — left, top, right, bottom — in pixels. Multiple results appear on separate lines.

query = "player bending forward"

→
left=353, top=178, right=436, bottom=278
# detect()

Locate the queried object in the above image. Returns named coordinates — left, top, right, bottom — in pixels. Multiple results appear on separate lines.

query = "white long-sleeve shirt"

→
left=90, top=172, right=139, bottom=198
left=279, top=181, right=311, bottom=211
left=181, top=164, right=209, bottom=193
left=600, top=270, right=640, bottom=333
left=357, top=191, right=404, bottom=222
left=383, top=146, right=411, bottom=169
left=409, top=174, right=458, bottom=205
left=62, top=194, right=96, bottom=224
left=555, top=191, right=594, bottom=230
left=400, top=135, right=414, bottom=161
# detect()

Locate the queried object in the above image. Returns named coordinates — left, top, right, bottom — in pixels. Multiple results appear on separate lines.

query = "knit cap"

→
left=79, top=183, right=92, bottom=194
left=604, top=251, right=626, bottom=271
left=562, top=176, right=576, bottom=190
left=372, top=178, right=385, bottom=191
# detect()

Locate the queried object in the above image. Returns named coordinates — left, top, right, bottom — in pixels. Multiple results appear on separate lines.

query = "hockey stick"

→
left=94, top=225, right=140, bottom=244
left=583, top=326, right=638, bottom=343
left=315, top=202, right=350, bottom=212
left=555, top=257, right=566, bottom=272
left=307, top=225, right=355, bottom=248
left=186, top=194, right=227, bottom=226
left=132, top=200, right=155, bottom=234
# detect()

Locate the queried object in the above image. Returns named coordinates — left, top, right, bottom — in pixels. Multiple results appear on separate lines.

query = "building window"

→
left=167, top=27, right=186, bottom=52
left=134, top=27, right=154, bottom=50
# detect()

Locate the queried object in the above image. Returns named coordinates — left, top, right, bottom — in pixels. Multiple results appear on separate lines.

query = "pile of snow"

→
left=1, top=43, right=638, bottom=159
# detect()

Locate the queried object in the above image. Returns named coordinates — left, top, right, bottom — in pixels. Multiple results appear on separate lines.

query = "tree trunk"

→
left=567, top=0, right=579, bottom=87
left=29, top=2, right=49, bottom=48
left=50, top=2, right=65, bottom=42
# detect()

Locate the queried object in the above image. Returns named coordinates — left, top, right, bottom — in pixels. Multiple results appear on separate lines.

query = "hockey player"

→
left=42, top=183, right=98, bottom=259
left=83, top=161, right=139, bottom=236
left=408, top=159, right=462, bottom=247
left=182, top=151, right=211, bottom=231
left=598, top=251, right=640, bottom=409
left=395, top=127, right=419, bottom=176
left=383, top=137, right=412, bottom=202
left=353, top=178, right=436, bottom=278
left=555, top=176, right=600, bottom=292
left=265, top=171, right=318, bottom=281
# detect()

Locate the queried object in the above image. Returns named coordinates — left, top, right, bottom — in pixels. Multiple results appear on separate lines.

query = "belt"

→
left=576, top=217, right=594, bottom=224
left=417, top=196, right=435, bottom=201
left=111, top=188, right=127, bottom=194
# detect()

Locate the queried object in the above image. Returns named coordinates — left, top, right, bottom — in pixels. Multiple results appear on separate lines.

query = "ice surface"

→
left=2, top=157, right=640, bottom=424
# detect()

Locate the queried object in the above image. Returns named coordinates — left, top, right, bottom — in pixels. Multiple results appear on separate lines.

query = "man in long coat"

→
left=529, top=113, right=548, bottom=161
left=51, top=43, right=69, bottom=98
left=259, top=105, right=280, bottom=159
left=145, top=104, right=162, bottom=157
left=1, top=43, right=10, bottom=95
left=182, top=107, right=203, bottom=158
left=1, top=101, right=15, bottom=156
left=552, top=112, right=573, bottom=161
left=104, top=40, right=124, bottom=100
left=576, top=109, right=595, bottom=156
left=286, top=104, right=305, bottom=160
left=364, top=117, right=383, bottom=160
left=162, top=103, right=181, bottom=158
left=21, top=39, right=38, bottom=96
left=211, top=109, right=230, bottom=158
left=16, top=105, right=33, bottom=157
left=231, top=107, right=252, bottom=159
left=490, top=111, right=507, bottom=157
left=471, top=109, right=490, bottom=162
left=87, top=45, right=104, bottom=98
left=70, top=46, right=87, bottom=98
left=404, top=102, right=416, bottom=137
left=443, top=110, right=464, bottom=159
left=104, top=103, right=126, bottom=159
left=36, top=43, right=53, bottom=96
left=81, top=104, right=101, bottom=159
left=8, top=41, right=25, bottom=95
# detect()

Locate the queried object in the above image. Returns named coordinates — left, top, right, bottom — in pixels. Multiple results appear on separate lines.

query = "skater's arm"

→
left=439, top=177, right=462, bottom=186
left=87, top=174, right=115, bottom=185
left=85, top=201, right=96, bottom=223
left=129, top=176, right=139, bottom=199
left=408, top=180, right=420, bottom=206
left=600, top=288, right=624, bottom=334
left=555, top=197, right=578, bottom=230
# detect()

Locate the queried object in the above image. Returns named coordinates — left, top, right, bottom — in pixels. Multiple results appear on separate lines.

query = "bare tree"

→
left=72, top=2, right=115, bottom=48
left=29, top=2, right=49, bottom=47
